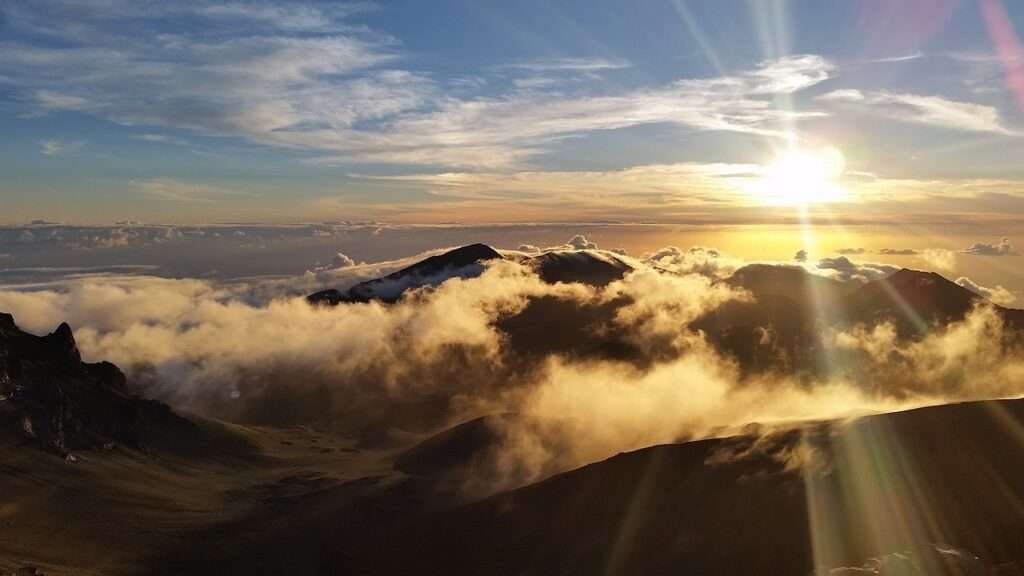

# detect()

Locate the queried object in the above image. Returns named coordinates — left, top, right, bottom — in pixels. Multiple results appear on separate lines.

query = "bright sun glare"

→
left=756, top=146, right=847, bottom=206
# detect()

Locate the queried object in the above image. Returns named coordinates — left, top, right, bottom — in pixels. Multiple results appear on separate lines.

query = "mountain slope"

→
left=383, top=400, right=1024, bottom=575
left=154, top=399, right=1024, bottom=576
left=844, top=268, right=983, bottom=336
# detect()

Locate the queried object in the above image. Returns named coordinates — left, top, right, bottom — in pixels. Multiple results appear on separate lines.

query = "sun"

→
left=755, top=146, right=847, bottom=206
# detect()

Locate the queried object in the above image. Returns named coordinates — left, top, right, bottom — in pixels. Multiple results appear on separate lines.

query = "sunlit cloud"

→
left=335, top=160, right=1024, bottom=225
left=813, top=256, right=899, bottom=283
left=961, top=237, right=1018, bottom=256
left=818, top=89, right=1019, bottom=135
left=955, top=276, right=1016, bottom=305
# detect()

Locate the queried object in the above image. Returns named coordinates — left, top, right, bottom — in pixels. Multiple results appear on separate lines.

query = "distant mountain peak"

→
left=865, top=267, right=972, bottom=296
left=397, top=243, right=502, bottom=276
left=309, top=243, right=503, bottom=306
left=530, top=249, right=632, bottom=286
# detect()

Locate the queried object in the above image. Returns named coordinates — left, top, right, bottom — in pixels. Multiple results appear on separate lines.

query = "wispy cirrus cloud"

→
left=347, top=162, right=763, bottom=221
left=134, top=133, right=190, bottom=146
left=817, top=89, right=1018, bottom=135
left=38, top=139, right=84, bottom=156
left=195, top=1, right=375, bottom=31
left=500, top=57, right=632, bottom=72
left=132, top=178, right=250, bottom=204
left=312, top=55, right=835, bottom=167
left=867, top=52, right=926, bottom=64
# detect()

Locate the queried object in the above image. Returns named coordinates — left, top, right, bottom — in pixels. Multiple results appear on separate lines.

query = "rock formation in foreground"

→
left=0, top=312, right=189, bottom=454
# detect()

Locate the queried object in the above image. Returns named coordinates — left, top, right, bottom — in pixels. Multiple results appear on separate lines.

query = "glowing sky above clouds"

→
left=0, top=0, right=1023, bottom=230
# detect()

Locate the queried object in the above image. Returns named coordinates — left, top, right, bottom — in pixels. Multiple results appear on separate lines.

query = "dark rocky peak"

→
left=727, top=263, right=843, bottom=298
left=883, top=268, right=956, bottom=289
left=396, top=243, right=502, bottom=277
left=309, top=244, right=504, bottom=306
left=530, top=250, right=632, bottom=286
left=43, top=321, right=82, bottom=364
left=842, top=268, right=987, bottom=337
left=850, top=268, right=980, bottom=311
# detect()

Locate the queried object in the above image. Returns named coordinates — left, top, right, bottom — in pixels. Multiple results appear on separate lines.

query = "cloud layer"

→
left=2, top=241, right=1022, bottom=493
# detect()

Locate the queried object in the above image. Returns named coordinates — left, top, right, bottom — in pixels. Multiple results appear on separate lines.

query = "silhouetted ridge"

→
left=308, top=243, right=503, bottom=305
left=699, top=264, right=1023, bottom=375
left=844, top=268, right=982, bottom=336
left=531, top=250, right=632, bottom=286
left=0, top=314, right=195, bottom=454
left=393, top=243, right=502, bottom=276
left=726, top=262, right=840, bottom=295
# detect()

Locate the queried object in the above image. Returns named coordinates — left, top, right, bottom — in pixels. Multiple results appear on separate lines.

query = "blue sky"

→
left=2, top=0, right=1024, bottom=225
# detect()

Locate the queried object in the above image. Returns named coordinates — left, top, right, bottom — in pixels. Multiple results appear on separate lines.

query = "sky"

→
left=0, top=0, right=1023, bottom=297
left=0, top=0, right=1022, bottom=223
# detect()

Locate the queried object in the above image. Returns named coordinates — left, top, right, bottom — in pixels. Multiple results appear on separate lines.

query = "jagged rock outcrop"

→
left=0, top=312, right=186, bottom=454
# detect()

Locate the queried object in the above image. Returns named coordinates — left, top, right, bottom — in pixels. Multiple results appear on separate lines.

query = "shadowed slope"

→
left=155, top=399, right=1024, bottom=575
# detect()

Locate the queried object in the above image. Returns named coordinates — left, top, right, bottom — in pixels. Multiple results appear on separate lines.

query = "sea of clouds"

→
left=1, top=235, right=1022, bottom=493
